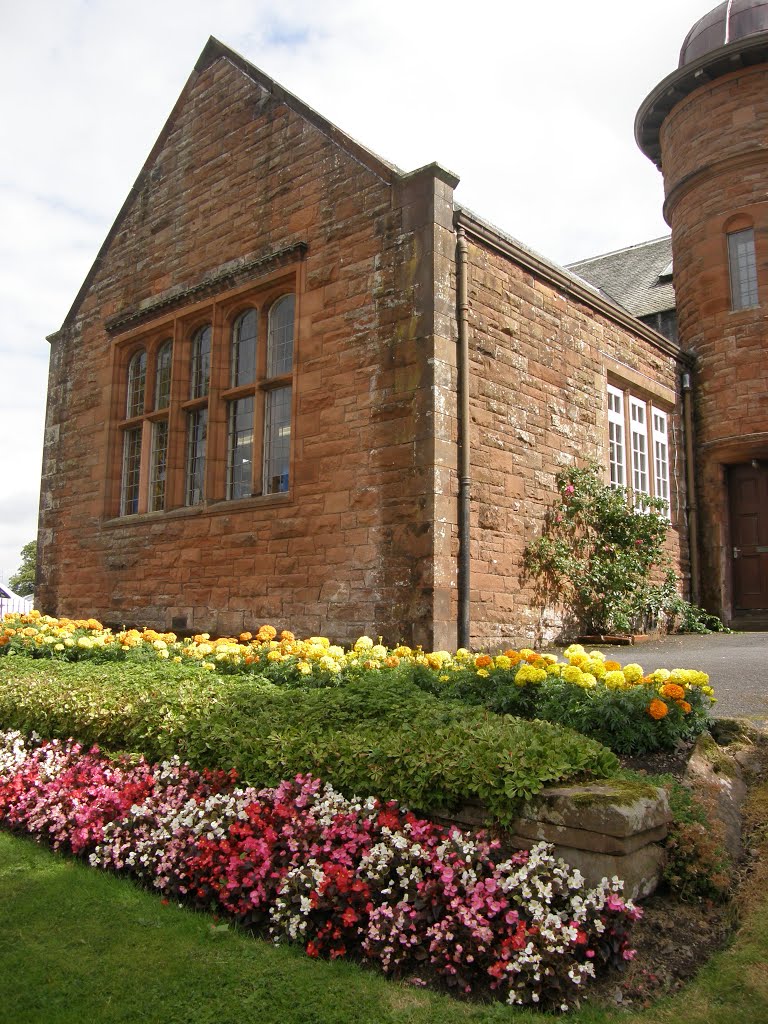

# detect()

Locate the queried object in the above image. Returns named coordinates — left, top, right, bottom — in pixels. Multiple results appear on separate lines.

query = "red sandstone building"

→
left=37, top=1, right=768, bottom=646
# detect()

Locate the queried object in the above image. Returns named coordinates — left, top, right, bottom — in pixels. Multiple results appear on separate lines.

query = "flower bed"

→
left=0, top=728, right=642, bottom=1012
left=1, top=613, right=716, bottom=754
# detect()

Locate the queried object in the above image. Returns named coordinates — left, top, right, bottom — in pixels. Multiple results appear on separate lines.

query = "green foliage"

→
left=0, top=659, right=618, bottom=824
left=8, top=540, right=36, bottom=597
left=410, top=662, right=713, bottom=756
left=525, top=465, right=728, bottom=635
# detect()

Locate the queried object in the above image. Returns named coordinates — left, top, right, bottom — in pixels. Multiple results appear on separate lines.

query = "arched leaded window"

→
left=267, top=295, right=294, bottom=377
left=154, top=340, right=173, bottom=409
left=190, top=324, right=211, bottom=399
left=231, top=308, right=257, bottom=387
left=263, top=295, right=295, bottom=495
left=126, top=350, right=147, bottom=418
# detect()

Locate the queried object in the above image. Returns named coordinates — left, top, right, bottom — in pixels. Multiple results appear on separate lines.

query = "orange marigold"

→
left=676, top=700, right=692, bottom=714
left=660, top=682, right=686, bottom=701
left=503, top=650, right=522, bottom=665
left=604, top=660, right=622, bottom=671
left=256, top=624, right=277, bottom=641
left=474, top=654, right=493, bottom=669
left=648, top=699, right=669, bottom=720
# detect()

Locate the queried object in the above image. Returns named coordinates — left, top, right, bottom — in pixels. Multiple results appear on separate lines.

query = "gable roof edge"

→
left=52, top=37, right=401, bottom=336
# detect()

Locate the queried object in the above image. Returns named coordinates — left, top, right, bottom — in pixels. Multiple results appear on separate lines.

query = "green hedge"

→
left=0, top=659, right=618, bottom=823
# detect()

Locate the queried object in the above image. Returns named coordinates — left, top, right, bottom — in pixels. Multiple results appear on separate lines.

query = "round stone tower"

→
left=636, top=0, right=768, bottom=627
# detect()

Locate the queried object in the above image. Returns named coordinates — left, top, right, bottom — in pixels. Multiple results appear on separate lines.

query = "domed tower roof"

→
left=680, top=0, right=768, bottom=65
left=636, top=0, right=768, bottom=166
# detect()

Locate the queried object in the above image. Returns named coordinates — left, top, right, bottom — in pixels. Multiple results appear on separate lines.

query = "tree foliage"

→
left=8, top=540, right=36, bottom=597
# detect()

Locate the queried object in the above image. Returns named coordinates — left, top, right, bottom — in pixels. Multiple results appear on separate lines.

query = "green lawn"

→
left=2, top=831, right=766, bottom=1024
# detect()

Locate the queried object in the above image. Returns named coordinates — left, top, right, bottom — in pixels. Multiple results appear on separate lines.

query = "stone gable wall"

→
left=38, top=56, right=453, bottom=646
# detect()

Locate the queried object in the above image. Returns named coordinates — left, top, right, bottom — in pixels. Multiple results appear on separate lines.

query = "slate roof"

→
left=566, top=236, right=676, bottom=319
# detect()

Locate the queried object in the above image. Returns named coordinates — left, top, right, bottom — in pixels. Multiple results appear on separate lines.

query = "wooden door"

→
left=729, top=463, right=768, bottom=610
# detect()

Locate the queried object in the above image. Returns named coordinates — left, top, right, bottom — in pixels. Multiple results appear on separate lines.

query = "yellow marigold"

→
left=267, top=650, right=284, bottom=662
left=495, top=654, right=512, bottom=670
left=476, top=668, right=489, bottom=678
left=605, top=670, right=627, bottom=689
left=475, top=654, right=493, bottom=669
left=623, top=663, right=644, bottom=683
left=354, top=636, right=374, bottom=651
left=586, top=659, right=607, bottom=678
left=515, top=664, right=548, bottom=685
left=519, top=648, right=537, bottom=660
left=309, top=636, right=330, bottom=648
left=394, top=645, right=414, bottom=658
left=563, top=643, right=586, bottom=659
left=297, top=661, right=312, bottom=675
left=561, top=665, right=583, bottom=685
left=587, top=650, right=606, bottom=661
left=660, top=682, right=686, bottom=701
left=503, top=650, right=522, bottom=665
left=372, top=644, right=388, bottom=660
left=425, top=652, right=445, bottom=670
left=651, top=668, right=671, bottom=683
left=676, top=700, right=692, bottom=714
left=580, top=672, right=598, bottom=689
left=648, top=699, right=669, bottom=720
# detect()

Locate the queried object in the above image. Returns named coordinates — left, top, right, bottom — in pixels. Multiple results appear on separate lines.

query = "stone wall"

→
left=38, top=47, right=456, bottom=648
left=659, top=64, right=768, bottom=619
left=462, top=229, right=688, bottom=649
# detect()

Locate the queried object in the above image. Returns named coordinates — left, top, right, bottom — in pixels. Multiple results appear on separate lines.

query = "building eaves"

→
left=454, top=207, right=685, bottom=363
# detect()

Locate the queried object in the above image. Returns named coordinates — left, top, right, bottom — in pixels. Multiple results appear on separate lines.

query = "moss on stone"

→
left=563, top=779, right=661, bottom=807
left=693, top=732, right=739, bottom=778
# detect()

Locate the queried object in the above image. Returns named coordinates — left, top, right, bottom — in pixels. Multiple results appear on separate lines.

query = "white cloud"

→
left=0, top=0, right=707, bottom=587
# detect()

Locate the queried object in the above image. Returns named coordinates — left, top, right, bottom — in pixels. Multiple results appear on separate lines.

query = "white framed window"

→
left=607, top=385, right=625, bottom=488
left=652, top=409, right=670, bottom=514
left=629, top=397, right=649, bottom=504
left=607, top=383, right=672, bottom=516
left=727, top=228, right=759, bottom=310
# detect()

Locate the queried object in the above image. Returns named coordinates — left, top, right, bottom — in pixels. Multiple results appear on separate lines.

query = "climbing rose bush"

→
left=0, top=729, right=641, bottom=1011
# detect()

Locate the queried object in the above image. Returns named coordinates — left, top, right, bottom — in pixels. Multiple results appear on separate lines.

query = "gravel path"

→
left=551, top=632, right=768, bottom=722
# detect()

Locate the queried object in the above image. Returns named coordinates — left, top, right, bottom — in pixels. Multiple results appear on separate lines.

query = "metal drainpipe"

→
left=456, top=225, right=471, bottom=648
left=681, top=370, right=701, bottom=606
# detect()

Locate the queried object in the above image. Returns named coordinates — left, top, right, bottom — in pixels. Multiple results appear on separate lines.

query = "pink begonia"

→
left=0, top=729, right=641, bottom=1011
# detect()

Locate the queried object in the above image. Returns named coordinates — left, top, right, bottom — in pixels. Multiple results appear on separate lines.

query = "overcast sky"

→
left=0, top=0, right=708, bottom=589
